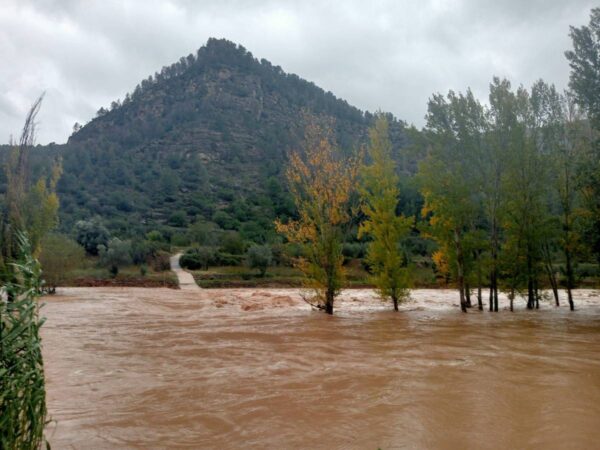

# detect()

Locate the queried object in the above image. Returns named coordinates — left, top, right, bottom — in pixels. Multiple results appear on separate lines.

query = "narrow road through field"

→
left=170, top=253, right=201, bottom=291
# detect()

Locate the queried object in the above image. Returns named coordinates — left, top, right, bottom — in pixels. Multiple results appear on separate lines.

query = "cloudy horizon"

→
left=0, top=0, right=594, bottom=145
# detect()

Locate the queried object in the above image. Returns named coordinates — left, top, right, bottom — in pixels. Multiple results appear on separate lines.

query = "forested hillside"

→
left=17, top=38, right=414, bottom=245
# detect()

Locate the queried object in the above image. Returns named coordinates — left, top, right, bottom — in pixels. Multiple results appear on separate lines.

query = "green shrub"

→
left=146, top=230, right=164, bottom=242
left=216, top=252, right=243, bottom=266
left=74, top=217, right=110, bottom=255
left=39, top=233, right=85, bottom=292
left=98, top=238, right=133, bottom=277
left=150, top=251, right=172, bottom=272
left=212, top=210, right=239, bottom=230
left=219, top=231, right=246, bottom=255
left=246, top=245, right=272, bottom=276
left=188, top=221, right=218, bottom=246
left=170, top=232, right=190, bottom=247
left=168, top=210, right=188, bottom=227
left=180, top=247, right=217, bottom=270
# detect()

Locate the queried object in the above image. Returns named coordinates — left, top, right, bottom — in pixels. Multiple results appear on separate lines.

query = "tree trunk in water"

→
left=459, top=283, right=467, bottom=312
left=565, top=247, right=575, bottom=311
left=549, top=271, right=560, bottom=307
left=477, top=259, right=483, bottom=310
left=465, top=282, right=472, bottom=308
left=325, top=288, right=334, bottom=315
left=455, top=229, right=467, bottom=313
left=527, top=253, right=534, bottom=310
left=543, top=243, right=559, bottom=306
left=493, top=283, right=498, bottom=312
left=509, top=289, right=514, bottom=312
left=491, top=216, right=499, bottom=312
left=392, top=295, right=399, bottom=311
left=534, top=278, right=540, bottom=309
left=567, top=288, right=574, bottom=311
left=488, top=280, right=493, bottom=312
left=563, top=177, right=574, bottom=311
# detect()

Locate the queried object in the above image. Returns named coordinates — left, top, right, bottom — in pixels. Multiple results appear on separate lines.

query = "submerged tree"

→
left=359, top=115, right=412, bottom=311
left=419, top=91, right=482, bottom=312
left=275, top=118, right=361, bottom=314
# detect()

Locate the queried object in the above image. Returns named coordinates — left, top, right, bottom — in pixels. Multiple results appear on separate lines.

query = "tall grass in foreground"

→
left=0, top=235, right=48, bottom=449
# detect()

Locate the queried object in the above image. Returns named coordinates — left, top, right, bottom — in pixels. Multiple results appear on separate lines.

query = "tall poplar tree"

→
left=359, top=115, right=412, bottom=311
left=275, top=117, right=361, bottom=315
left=419, top=92, right=480, bottom=312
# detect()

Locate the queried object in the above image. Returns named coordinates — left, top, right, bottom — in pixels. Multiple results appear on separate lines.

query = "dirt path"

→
left=170, top=253, right=201, bottom=291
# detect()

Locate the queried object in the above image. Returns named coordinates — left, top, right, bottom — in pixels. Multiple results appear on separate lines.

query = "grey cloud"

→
left=0, top=0, right=595, bottom=144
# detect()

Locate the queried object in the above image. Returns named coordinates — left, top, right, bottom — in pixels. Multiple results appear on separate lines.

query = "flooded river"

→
left=42, top=288, right=600, bottom=449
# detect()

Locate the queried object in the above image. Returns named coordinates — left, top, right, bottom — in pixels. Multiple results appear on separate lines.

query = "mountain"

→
left=7, top=38, right=416, bottom=245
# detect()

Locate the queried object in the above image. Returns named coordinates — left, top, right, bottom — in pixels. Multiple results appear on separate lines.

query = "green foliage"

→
left=0, top=235, right=48, bottom=449
left=75, top=218, right=111, bottom=255
left=146, top=230, right=164, bottom=242
left=359, top=115, right=412, bottom=309
left=150, top=251, right=171, bottom=272
left=23, top=168, right=62, bottom=256
left=188, top=221, right=218, bottom=246
left=219, top=231, right=246, bottom=255
left=342, top=242, right=366, bottom=259
left=129, top=238, right=171, bottom=271
left=212, top=211, right=239, bottom=230
left=180, top=246, right=217, bottom=270
left=565, top=8, right=600, bottom=128
left=170, top=232, right=190, bottom=247
left=98, top=238, right=132, bottom=277
left=418, top=90, right=483, bottom=311
left=168, top=210, right=188, bottom=228
left=565, top=7, right=600, bottom=268
left=39, top=233, right=85, bottom=292
left=246, top=244, right=272, bottom=276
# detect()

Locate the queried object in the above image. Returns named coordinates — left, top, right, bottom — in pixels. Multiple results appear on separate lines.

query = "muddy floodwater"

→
left=42, top=288, right=600, bottom=449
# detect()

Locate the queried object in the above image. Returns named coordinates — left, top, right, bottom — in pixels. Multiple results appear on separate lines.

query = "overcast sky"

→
left=0, top=0, right=594, bottom=144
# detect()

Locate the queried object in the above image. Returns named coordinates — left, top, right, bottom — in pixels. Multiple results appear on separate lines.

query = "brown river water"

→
left=42, top=288, right=600, bottom=449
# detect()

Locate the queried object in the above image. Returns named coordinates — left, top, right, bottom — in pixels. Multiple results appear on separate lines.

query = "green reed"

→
left=0, top=234, right=48, bottom=449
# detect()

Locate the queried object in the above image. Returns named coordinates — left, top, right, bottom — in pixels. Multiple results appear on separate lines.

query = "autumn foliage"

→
left=275, top=117, right=361, bottom=314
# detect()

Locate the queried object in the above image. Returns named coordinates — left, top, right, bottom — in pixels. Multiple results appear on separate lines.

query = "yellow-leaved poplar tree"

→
left=275, top=117, right=361, bottom=314
left=359, top=115, right=412, bottom=311
left=24, top=161, right=62, bottom=256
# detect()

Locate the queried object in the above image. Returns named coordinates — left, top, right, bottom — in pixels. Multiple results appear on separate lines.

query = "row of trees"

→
left=420, top=79, right=590, bottom=312
left=279, top=100, right=593, bottom=314
left=276, top=115, right=411, bottom=314
left=277, top=8, right=600, bottom=314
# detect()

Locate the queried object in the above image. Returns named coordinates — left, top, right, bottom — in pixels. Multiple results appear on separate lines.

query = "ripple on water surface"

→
left=42, top=287, right=600, bottom=449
